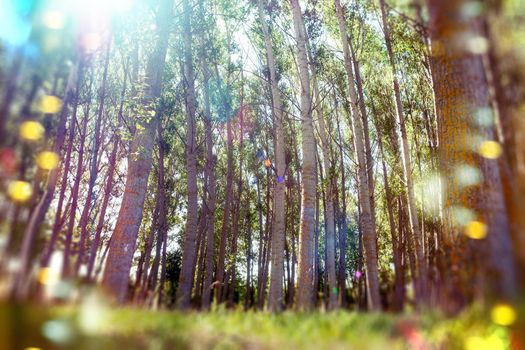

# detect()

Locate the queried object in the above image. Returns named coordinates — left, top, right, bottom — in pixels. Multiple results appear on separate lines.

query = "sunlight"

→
left=42, top=10, right=66, bottom=30
left=0, top=0, right=524, bottom=347
left=53, top=0, right=134, bottom=17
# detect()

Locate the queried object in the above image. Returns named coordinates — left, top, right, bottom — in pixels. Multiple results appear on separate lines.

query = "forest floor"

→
left=1, top=299, right=523, bottom=350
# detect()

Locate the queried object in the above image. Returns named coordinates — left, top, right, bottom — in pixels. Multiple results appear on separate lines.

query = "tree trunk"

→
left=12, top=60, right=81, bottom=299
left=40, top=84, right=77, bottom=269
left=176, top=0, right=200, bottom=309
left=201, top=59, right=217, bottom=309
left=216, top=117, right=233, bottom=304
left=350, top=39, right=376, bottom=235
left=379, top=0, right=428, bottom=305
left=334, top=0, right=381, bottom=310
left=86, top=70, right=127, bottom=281
left=255, top=166, right=266, bottom=309
left=75, top=39, right=111, bottom=277
left=290, top=0, right=317, bottom=311
left=146, top=132, right=167, bottom=307
left=426, top=0, right=517, bottom=299
left=313, top=75, right=338, bottom=309
left=377, top=120, right=405, bottom=311
left=102, top=0, right=172, bottom=303
left=258, top=0, right=287, bottom=312
left=334, top=99, right=347, bottom=307
left=62, top=101, right=89, bottom=278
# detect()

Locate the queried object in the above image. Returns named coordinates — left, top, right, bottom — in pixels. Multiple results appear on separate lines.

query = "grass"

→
left=1, top=296, right=523, bottom=349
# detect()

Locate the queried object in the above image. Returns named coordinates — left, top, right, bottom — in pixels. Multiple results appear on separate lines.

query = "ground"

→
left=1, top=297, right=523, bottom=349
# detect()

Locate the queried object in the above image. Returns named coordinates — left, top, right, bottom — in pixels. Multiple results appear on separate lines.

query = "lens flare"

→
left=479, top=140, right=502, bottom=159
left=20, top=121, right=45, bottom=141
left=37, top=151, right=60, bottom=170
left=8, top=180, right=33, bottom=203
left=464, top=220, right=487, bottom=239
left=80, top=32, right=102, bottom=53
left=38, top=267, right=60, bottom=285
left=39, top=95, right=63, bottom=114
left=42, top=10, right=66, bottom=29
left=491, top=304, right=517, bottom=326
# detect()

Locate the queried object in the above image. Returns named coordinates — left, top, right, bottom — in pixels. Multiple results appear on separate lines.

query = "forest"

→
left=0, top=0, right=524, bottom=349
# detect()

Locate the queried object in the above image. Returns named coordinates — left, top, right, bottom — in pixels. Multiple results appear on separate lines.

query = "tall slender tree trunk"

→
left=335, top=99, right=347, bottom=307
left=313, top=76, right=338, bottom=309
left=194, top=206, right=207, bottom=301
left=86, top=71, right=127, bottom=281
left=334, top=0, right=381, bottom=310
left=201, top=61, right=217, bottom=309
left=258, top=0, right=287, bottom=312
left=146, top=131, right=167, bottom=306
left=62, top=103, right=89, bottom=278
left=377, top=119, right=405, bottom=311
left=255, top=167, right=265, bottom=308
left=75, top=39, right=111, bottom=277
left=176, top=0, right=200, bottom=309
left=102, top=0, right=172, bottom=303
left=12, top=60, right=81, bottom=299
left=135, top=201, right=158, bottom=303
left=5, top=75, right=42, bottom=258
left=349, top=39, right=376, bottom=234
left=40, top=87, right=77, bottom=269
left=426, top=0, right=517, bottom=300
left=290, top=0, right=317, bottom=311
left=379, top=0, right=428, bottom=305
left=245, top=221, right=253, bottom=309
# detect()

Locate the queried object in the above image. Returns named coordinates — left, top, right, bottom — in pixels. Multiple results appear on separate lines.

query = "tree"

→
left=334, top=0, right=381, bottom=311
left=426, top=0, right=517, bottom=301
left=290, top=0, right=317, bottom=311
left=176, top=0, right=200, bottom=309
left=102, top=0, right=172, bottom=303
left=378, top=0, right=428, bottom=305
left=258, top=0, right=286, bottom=312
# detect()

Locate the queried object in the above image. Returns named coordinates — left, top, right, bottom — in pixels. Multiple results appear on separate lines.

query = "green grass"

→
left=1, top=298, right=523, bottom=349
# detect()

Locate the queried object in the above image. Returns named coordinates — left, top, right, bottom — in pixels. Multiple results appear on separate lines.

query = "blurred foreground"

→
left=1, top=299, right=524, bottom=350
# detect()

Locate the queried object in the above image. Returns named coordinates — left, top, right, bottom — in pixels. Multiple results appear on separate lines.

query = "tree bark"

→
left=12, top=60, right=81, bottom=299
left=75, top=39, right=112, bottom=277
left=86, top=70, right=127, bottom=281
left=62, top=100, right=89, bottom=278
left=290, top=0, right=317, bottom=311
left=258, top=0, right=287, bottom=312
left=313, top=75, right=338, bottom=310
left=40, top=82, right=77, bottom=269
left=379, top=0, right=428, bottom=305
left=176, top=0, right=200, bottom=309
left=102, top=0, right=172, bottom=303
left=216, top=120, right=233, bottom=304
left=334, top=97, right=347, bottom=307
left=201, top=58, right=217, bottom=309
left=376, top=118, right=405, bottom=311
left=426, top=0, right=517, bottom=300
left=334, top=0, right=381, bottom=310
